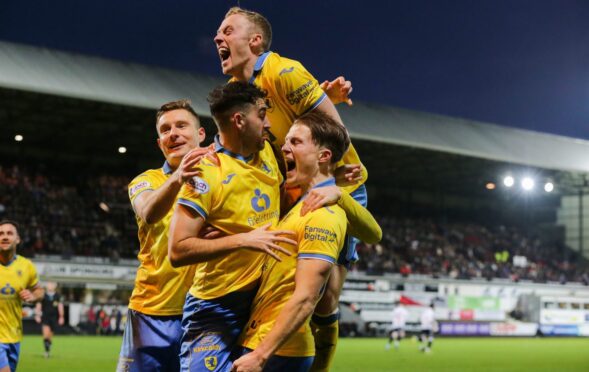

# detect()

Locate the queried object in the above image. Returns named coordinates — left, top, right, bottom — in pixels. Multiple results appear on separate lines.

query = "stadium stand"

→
left=357, top=217, right=589, bottom=284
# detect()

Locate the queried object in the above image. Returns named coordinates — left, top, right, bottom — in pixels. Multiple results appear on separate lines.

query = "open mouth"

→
left=286, top=159, right=296, bottom=172
left=219, top=47, right=230, bottom=62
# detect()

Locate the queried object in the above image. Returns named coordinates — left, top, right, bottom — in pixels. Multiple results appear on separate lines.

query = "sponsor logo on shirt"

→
left=189, top=177, right=210, bottom=194
left=129, top=181, right=150, bottom=197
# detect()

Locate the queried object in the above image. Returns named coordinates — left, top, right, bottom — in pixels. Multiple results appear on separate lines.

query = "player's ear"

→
left=249, top=33, right=263, bottom=51
left=318, top=148, right=332, bottom=164
left=197, top=127, right=206, bottom=144
left=233, top=112, right=246, bottom=129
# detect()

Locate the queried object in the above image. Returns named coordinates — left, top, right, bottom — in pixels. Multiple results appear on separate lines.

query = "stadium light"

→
left=521, top=177, right=534, bottom=191
left=14, top=134, right=23, bottom=142
left=485, top=182, right=496, bottom=190
left=99, top=202, right=110, bottom=213
left=118, top=146, right=127, bottom=154
left=544, top=182, right=554, bottom=193
left=503, top=176, right=514, bottom=187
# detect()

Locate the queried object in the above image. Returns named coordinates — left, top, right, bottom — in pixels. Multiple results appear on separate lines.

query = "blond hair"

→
left=225, top=7, right=272, bottom=52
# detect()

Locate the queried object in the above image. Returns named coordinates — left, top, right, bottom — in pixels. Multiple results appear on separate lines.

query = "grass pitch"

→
left=16, top=336, right=589, bottom=371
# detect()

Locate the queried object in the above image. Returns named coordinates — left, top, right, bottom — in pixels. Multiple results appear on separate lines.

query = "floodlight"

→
left=544, top=182, right=554, bottom=193
left=503, top=176, right=514, bottom=187
left=118, top=146, right=127, bottom=154
left=521, top=177, right=534, bottom=191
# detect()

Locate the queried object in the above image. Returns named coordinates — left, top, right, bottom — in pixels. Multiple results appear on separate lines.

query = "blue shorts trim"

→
left=0, top=342, right=20, bottom=372
left=180, top=289, right=257, bottom=372
left=337, top=184, right=367, bottom=268
left=239, top=347, right=313, bottom=372
left=117, top=310, right=183, bottom=372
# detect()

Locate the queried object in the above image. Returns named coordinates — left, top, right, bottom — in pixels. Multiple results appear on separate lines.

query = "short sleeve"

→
left=297, top=208, right=344, bottom=264
left=128, top=173, right=154, bottom=203
left=274, top=60, right=326, bottom=116
left=27, top=261, right=39, bottom=289
left=177, top=164, right=217, bottom=220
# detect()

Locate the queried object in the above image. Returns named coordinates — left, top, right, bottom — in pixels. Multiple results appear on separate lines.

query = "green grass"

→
left=16, top=336, right=589, bottom=371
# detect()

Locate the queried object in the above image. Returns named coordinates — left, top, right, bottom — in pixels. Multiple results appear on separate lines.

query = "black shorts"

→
left=420, top=329, right=433, bottom=337
left=41, top=317, right=58, bottom=329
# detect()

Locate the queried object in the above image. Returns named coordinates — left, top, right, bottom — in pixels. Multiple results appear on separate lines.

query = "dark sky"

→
left=1, top=1, right=588, bottom=139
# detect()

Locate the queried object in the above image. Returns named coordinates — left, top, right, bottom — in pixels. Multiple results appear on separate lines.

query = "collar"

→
left=301, top=177, right=336, bottom=200
left=214, top=135, right=255, bottom=163
left=249, top=51, right=272, bottom=84
left=162, top=161, right=173, bottom=175
left=1, top=254, right=17, bottom=267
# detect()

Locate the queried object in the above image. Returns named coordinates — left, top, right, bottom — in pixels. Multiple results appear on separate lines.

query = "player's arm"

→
left=300, top=186, right=382, bottom=243
left=132, top=148, right=206, bottom=224
left=58, top=300, right=65, bottom=326
left=35, top=302, right=42, bottom=324
left=20, top=284, right=44, bottom=303
left=232, top=258, right=332, bottom=372
left=168, top=205, right=295, bottom=267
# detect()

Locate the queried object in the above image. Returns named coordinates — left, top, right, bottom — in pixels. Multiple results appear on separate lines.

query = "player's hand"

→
left=335, top=164, right=362, bottom=186
left=35, top=315, right=41, bottom=324
left=301, top=185, right=341, bottom=216
left=231, top=351, right=265, bottom=372
left=58, top=316, right=65, bottom=326
left=239, top=223, right=296, bottom=261
left=19, top=289, right=35, bottom=302
left=174, top=148, right=207, bottom=185
left=321, top=76, right=353, bottom=106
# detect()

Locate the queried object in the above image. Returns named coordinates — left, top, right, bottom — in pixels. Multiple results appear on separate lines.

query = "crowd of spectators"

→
left=2, top=163, right=589, bottom=284
left=355, top=216, right=589, bottom=284
left=0, top=164, right=137, bottom=259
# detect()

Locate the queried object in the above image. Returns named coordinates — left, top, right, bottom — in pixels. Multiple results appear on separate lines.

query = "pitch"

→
left=16, top=336, right=589, bottom=371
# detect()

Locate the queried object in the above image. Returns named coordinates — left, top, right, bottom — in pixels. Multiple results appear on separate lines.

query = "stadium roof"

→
left=1, top=40, right=589, bottom=176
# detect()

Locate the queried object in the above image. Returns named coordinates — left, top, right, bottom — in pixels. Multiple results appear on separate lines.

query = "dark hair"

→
left=294, top=111, right=350, bottom=164
left=226, top=7, right=273, bottom=52
left=0, top=219, right=20, bottom=233
left=156, top=99, right=200, bottom=126
left=207, top=82, right=266, bottom=126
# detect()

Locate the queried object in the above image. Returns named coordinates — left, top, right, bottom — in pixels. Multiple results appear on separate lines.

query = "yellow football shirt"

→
left=0, top=255, right=39, bottom=343
left=240, top=178, right=347, bottom=357
left=177, top=138, right=282, bottom=300
left=127, top=162, right=196, bottom=316
left=245, top=51, right=368, bottom=192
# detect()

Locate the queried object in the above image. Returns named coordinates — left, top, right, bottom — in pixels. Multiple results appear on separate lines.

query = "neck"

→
left=301, top=169, right=332, bottom=195
left=0, top=250, right=15, bottom=265
left=218, top=133, right=255, bottom=159
left=233, top=53, right=263, bottom=82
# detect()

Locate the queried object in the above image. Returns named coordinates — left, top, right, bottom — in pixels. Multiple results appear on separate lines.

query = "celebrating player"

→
left=214, top=8, right=368, bottom=369
left=168, top=82, right=296, bottom=372
left=35, top=282, right=64, bottom=358
left=233, top=111, right=381, bottom=372
left=117, top=100, right=208, bottom=372
left=0, top=220, right=44, bottom=372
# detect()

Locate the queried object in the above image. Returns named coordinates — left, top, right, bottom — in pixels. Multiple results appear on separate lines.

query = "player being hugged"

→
left=233, top=111, right=381, bottom=372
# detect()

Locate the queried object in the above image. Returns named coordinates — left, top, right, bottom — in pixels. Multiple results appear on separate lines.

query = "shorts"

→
left=337, top=184, right=367, bottom=268
left=180, top=289, right=257, bottom=372
left=0, top=342, right=20, bottom=372
left=420, top=329, right=434, bottom=338
left=117, top=309, right=183, bottom=372
left=41, top=317, right=58, bottom=330
left=239, top=347, right=314, bottom=372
